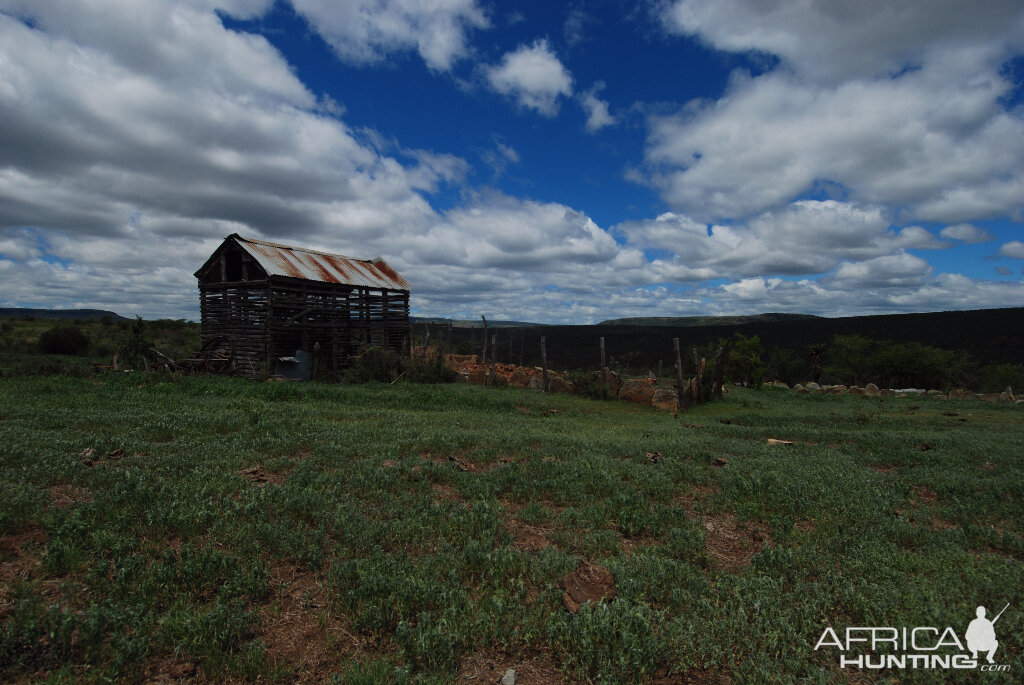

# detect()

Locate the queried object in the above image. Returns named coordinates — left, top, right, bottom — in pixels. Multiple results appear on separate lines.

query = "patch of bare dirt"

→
left=80, top=447, right=127, bottom=467
left=239, top=465, right=286, bottom=486
left=561, top=561, right=617, bottom=613
left=47, top=483, right=93, bottom=508
left=437, top=453, right=515, bottom=473
left=674, top=483, right=720, bottom=514
left=701, top=514, right=772, bottom=573
left=869, top=464, right=898, bottom=474
left=931, top=517, right=959, bottom=531
left=140, top=660, right=202, bottom=684
left=911, top=486, right=939, bottom=506
left=651, top=665, right=732, bottom=684
left=432, top=482, right=464, bottom=502
left=504, top=518, right=553, bottom=553
left=459, top=650, right=570, bottom=684
left=258, top=563, right=363, bottom=683
left=794, top=518, right=817, bottom=533
left=0, top=525, right=48, bottom=620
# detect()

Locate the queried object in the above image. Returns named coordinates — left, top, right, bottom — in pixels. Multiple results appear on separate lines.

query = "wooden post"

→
left=674, top=338, right=686, bottom=409
left=692, top=347, right=703, bottom=404
left=658, top=359, right=663, bottom=378
left=711, top=345, right=727, bottom=400
left=490, top=333, right=497, bottom=387
left=541, top=336, right=548, bottom=392
left=481, top=315, right=489, bottom=363
left=600, top=336, right=607, bottom=399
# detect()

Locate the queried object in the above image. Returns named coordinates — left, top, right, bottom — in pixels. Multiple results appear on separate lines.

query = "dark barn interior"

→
left=195, top=234, right=410, bottom=378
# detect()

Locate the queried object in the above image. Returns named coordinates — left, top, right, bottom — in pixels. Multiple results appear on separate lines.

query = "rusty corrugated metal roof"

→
left=233, top=235, right=410, bottom=291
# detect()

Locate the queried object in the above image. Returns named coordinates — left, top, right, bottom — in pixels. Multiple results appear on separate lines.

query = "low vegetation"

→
left=1, top=371, right=1021, bottom=683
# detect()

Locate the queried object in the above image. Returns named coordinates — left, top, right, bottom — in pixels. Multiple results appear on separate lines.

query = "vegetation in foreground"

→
left=0, top=373, right=1022, bottom=683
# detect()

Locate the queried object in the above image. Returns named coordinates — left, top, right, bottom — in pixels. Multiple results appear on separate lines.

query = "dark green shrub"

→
left=404, top=352, right=457, bottom=384
left=38, top=325, right=90, bottom=356
left=343, top=347, right=404, bottom=383
left=721, top=333, right=763, bottom=387
left=118, top=317, right=152, bottom=370
left=979, top=363, right=1024, bottom=393
left=344, top=346, right=455, bottom=384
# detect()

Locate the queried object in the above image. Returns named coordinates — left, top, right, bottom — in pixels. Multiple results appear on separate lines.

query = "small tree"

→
left=38, top=324, right=90, bottom=356
left=725, top=333, right=764, bottom=387
left=807, top=343, right=826, bottom=383
left=824, top=334, right=873, bottom=386
left=119, top=316, right=153, bottom=371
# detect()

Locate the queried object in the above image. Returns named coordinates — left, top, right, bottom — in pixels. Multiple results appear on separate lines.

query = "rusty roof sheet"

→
left=234, top=235, right=410, bottom=291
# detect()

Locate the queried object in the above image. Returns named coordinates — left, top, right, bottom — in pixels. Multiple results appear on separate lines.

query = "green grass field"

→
left=0, top=374, right=1021, bottom=683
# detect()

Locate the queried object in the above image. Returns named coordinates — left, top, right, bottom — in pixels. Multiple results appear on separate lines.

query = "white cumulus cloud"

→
left=999, top=241, right=1024, bottom=259
left=485, top=39, right=573, bottom=116
left=290, top=0, right=489, bottom=72
left=579, top=81, right=616, bottom=132
left=939, top=223, right=994, bottom=243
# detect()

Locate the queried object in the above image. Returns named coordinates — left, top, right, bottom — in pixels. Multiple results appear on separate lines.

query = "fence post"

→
left=692, top=347, right=705, bottom=403
left=674, top=338, right=685, bottom=408
left=541, top=336, right=548, bottom=393
left=490, top=333, right=497, bottom=387
left=711, top=344, right=727, bottom=400
left=600, top=336, right=607, bottom=399
left=480, top=315, right=488, bottom=363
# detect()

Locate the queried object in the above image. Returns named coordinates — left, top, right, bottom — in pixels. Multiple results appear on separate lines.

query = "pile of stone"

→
left=768, top=381, right=1019, bottom=403
left=450, top=360, right=686, bottom=411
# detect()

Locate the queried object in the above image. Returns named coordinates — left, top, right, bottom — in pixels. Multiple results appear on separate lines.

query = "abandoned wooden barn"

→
left=195, top=234, right=410, bottom=378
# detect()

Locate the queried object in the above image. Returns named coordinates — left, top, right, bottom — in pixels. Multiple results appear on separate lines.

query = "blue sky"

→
left=1, top=0, right=1022, bottom=322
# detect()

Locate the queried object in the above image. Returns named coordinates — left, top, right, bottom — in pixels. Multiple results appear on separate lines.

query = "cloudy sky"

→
left=1, top=0, right=1023, bottom=322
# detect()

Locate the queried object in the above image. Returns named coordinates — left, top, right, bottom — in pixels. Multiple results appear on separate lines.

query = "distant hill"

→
left=433, top=307, right=1024, bottom=370
left=411, top=316, right=545, bottom=328
left=0, top=307, right=128, bottom=321
left=599, top=313, right=820, bottom=327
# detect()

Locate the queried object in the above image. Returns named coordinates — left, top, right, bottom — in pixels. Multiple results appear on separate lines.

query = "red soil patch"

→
left=701, top=514, right=772, bottom=573
left=651, top=665, right=732, bottom=684
left=47, top=483, right=93, bottom=508
left=459, top=650, right=570, bottom=684
left=674, top=485, right=770, bottom=571
left=431, top=453, right=513, bottom=474
left=139, top=659, right=200, bottom=683
left=431, top=482, right=464, bottom=502
left=794, top=518, right=817, bottom=533
left=239, top=465, right=286, bottom=486
left=931, top=517, right=959, bottom=531
left=258, top=563, right=363, bottom=683
left=911, top=486, right=939, bottom=506
left=0, top=525, right=48, bottom=620
left=674, top=483, right=720, bottom=514
left=505, top=518, right=553, bottom=553
left=561, top=561, right=617, bottom=613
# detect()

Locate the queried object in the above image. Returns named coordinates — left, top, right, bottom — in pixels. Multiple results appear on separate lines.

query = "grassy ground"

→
left=0, top=374, right=1021, bottom=684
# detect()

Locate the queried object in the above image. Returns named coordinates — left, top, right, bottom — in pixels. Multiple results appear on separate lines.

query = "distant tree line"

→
left=703, top=333, right=1023, bottom=392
